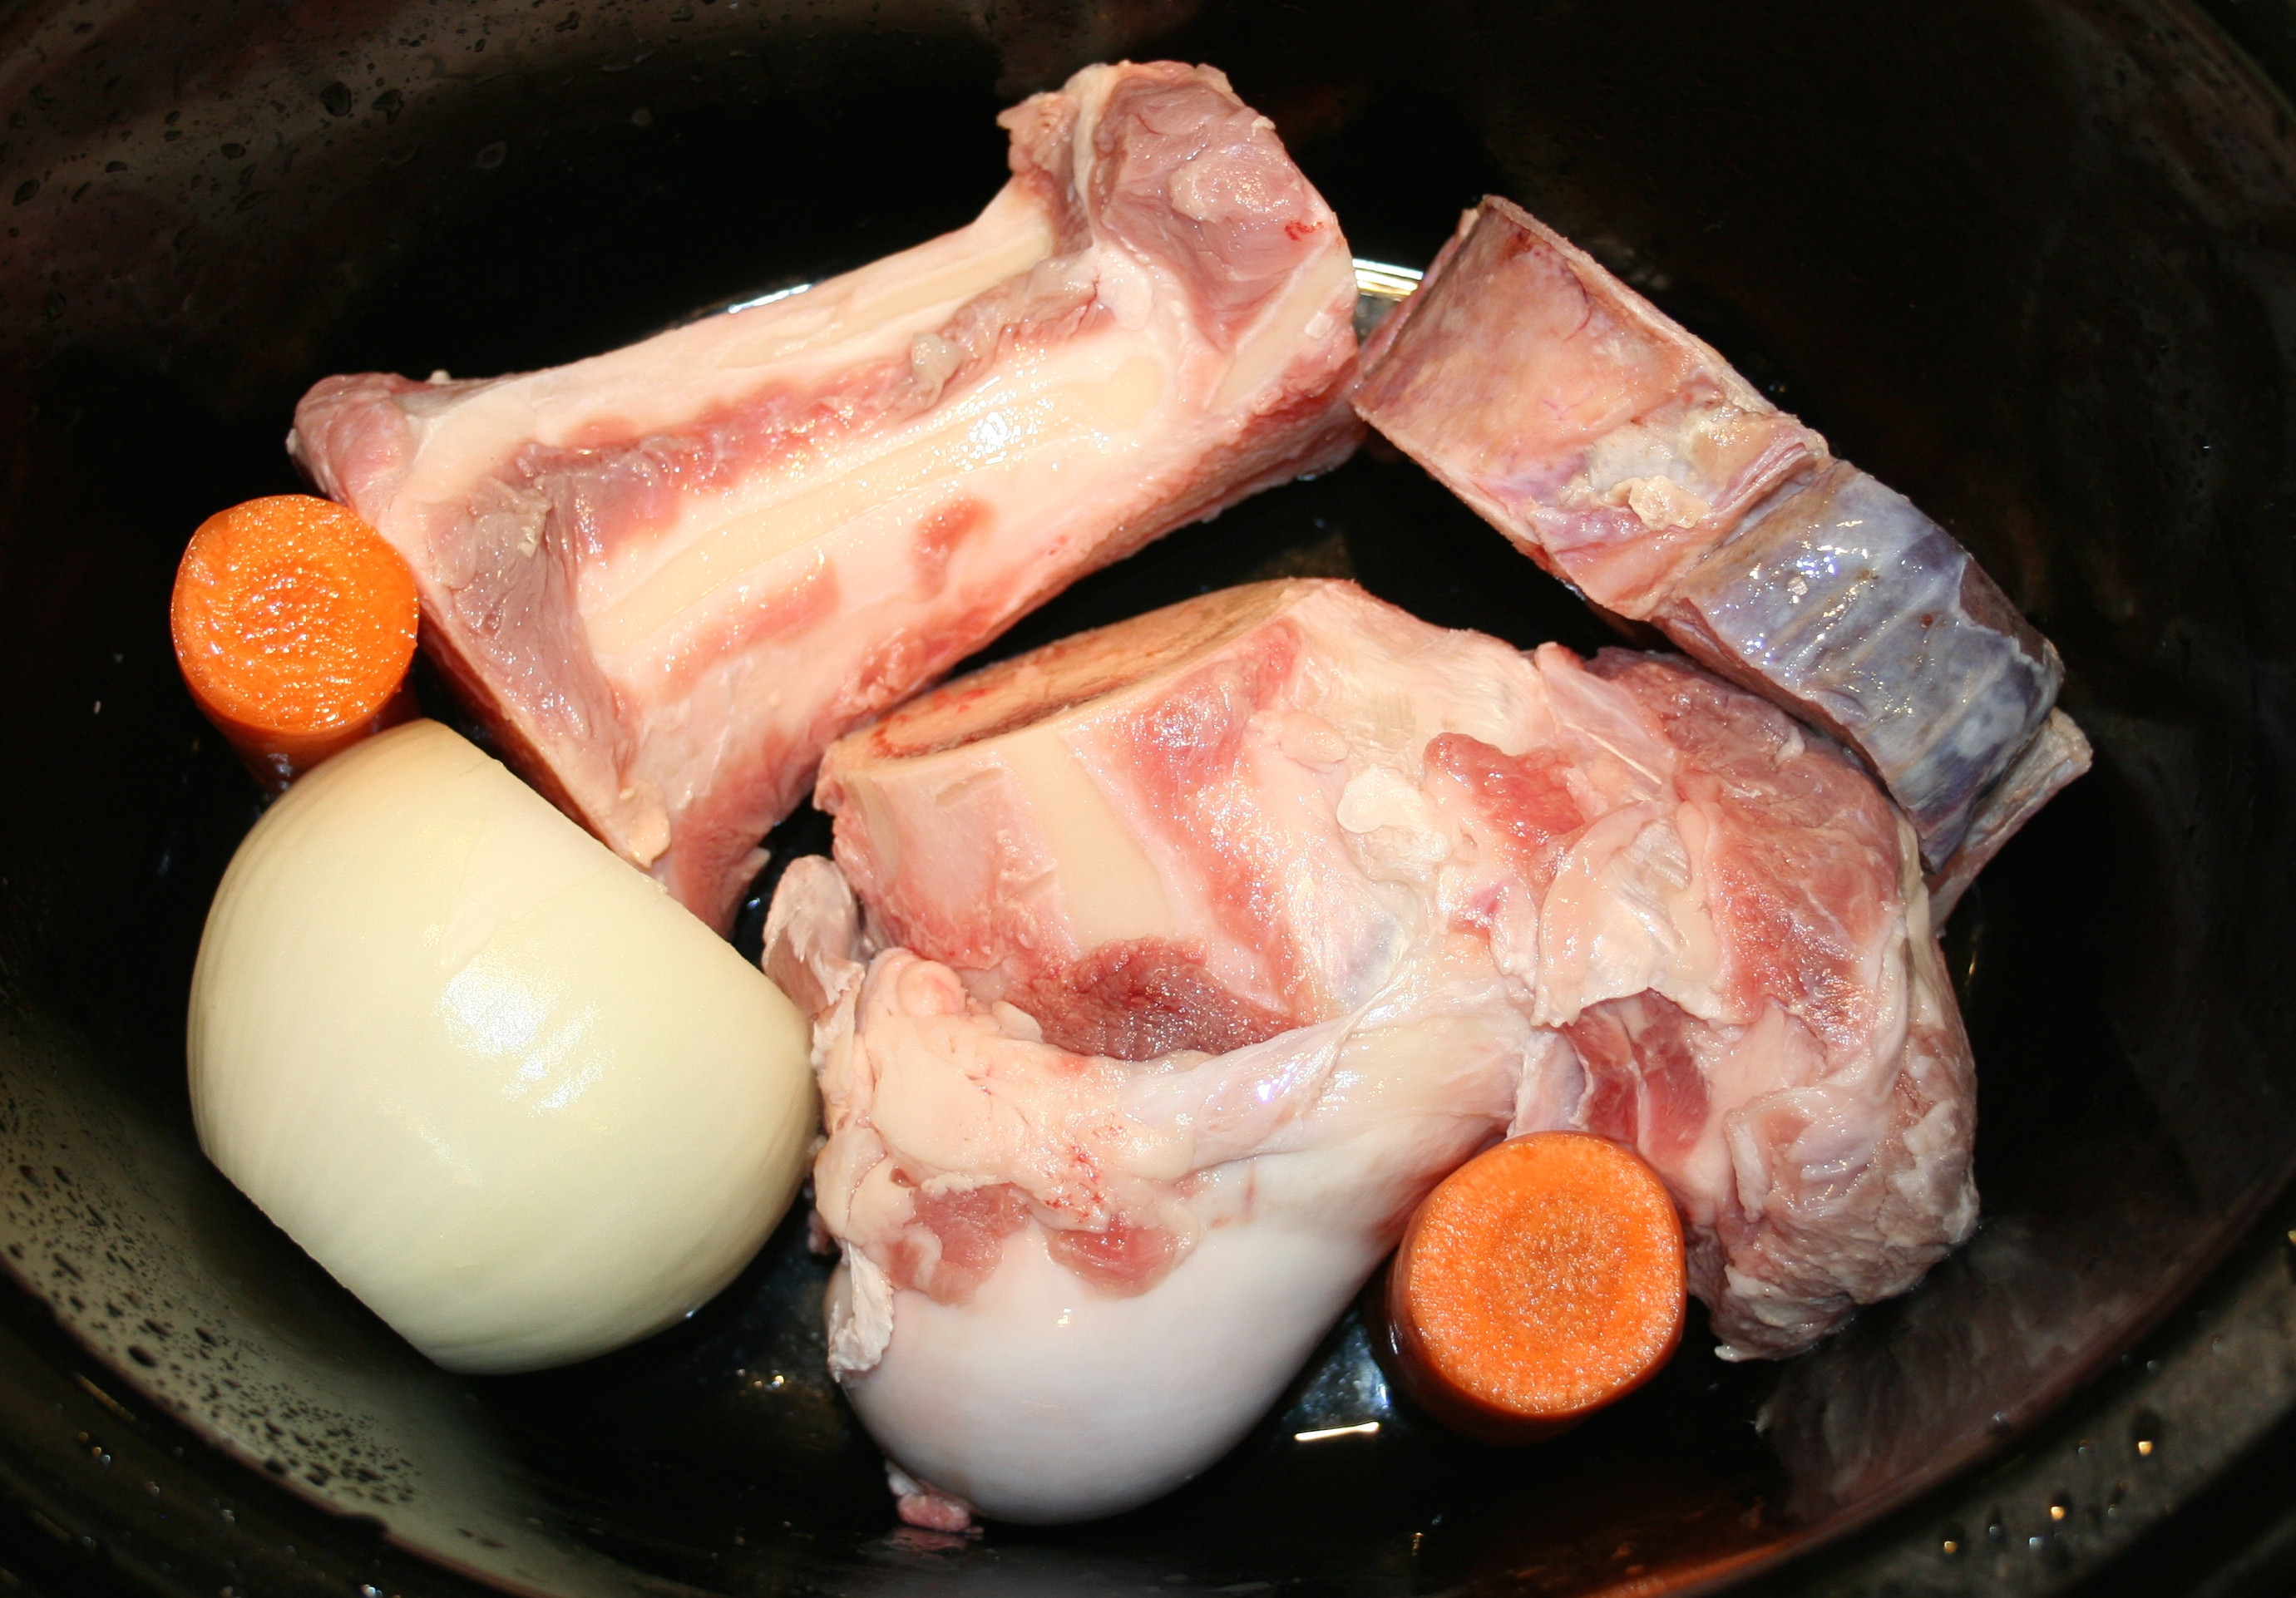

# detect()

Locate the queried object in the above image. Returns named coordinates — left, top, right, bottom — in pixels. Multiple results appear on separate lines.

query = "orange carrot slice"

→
left=1385, top=1132, right=1686, bottom=1443
left=170, top=495, right=419, bottom=791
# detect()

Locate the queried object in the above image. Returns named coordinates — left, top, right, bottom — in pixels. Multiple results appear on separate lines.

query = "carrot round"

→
left=170, top=495, right=419, bottom=791
left=1385, top=1132, right=1686, bottom=1443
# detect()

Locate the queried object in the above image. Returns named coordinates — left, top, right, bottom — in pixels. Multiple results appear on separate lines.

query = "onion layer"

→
left=189, top=720, right=815, bottom=1374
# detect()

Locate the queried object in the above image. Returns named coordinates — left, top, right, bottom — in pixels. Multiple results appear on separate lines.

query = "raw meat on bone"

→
left=289, top=62, right=1363, bottom=931
left=823, top=578, right=1978, bottom=1352
left=771, top=578, right=1976, bottom=1523
left=769, top=857, right=1529, bottom=1523
left=817, top=577, right=1555, bottom=1056
left=1355, top=197, right=2087, bottom=897
left=1538, top=650, right=1978, bottom=1355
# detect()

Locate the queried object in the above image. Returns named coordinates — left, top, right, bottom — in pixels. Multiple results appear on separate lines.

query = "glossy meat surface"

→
left=291, top=62, right=1362, bottom=930
left=1543, top=650, right=1978, bottom=1357
left=1355, top=198, right=2085, bottom=880
left=771, top=864, right=1525, bottom=1522
left=819, top=579, right=1548, bottom=1052
left=1665, top=462, right=2068, bottom=855
left=775, top=580, right=1978, bottom=1522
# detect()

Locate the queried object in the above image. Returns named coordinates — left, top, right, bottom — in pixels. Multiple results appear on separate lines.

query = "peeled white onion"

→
left=188, top=720, right=815, bottom=1374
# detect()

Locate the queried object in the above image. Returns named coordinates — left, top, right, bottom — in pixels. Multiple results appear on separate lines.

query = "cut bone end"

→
left=815, top=576, right=1520, bottom=1051
left=837, top=579, right=1306, bottom=767
left=1925, top=708, right=2093, bottom=921
left=817, top=578, right=1344, bottom=1043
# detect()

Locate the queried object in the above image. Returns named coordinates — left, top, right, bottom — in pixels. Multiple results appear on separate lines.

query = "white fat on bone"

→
left=770, top=578, right=1978, bottom=1524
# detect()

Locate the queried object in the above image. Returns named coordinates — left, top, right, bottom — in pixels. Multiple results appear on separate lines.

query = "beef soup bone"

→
left=817, top=578, right=1557, bottom=1053
left=1355, top=198, right=2089, bottom=912
left=289, top=61, right=1364, bottom=932
left=768, top=579, right=1977, bottom=1525
left=768, top=857, right=1530, bottom=1526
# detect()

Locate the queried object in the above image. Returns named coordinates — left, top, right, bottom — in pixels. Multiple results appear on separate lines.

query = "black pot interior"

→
left=2, top=1, right=2294, bottom=1593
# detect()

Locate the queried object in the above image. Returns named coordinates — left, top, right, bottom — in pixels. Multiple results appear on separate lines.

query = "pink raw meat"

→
left=1356, top=198, right=2086, bottom=899
left=772, top=578, right=1976, bottom=1522
left=818, top=578, right=1551, bottom=1053
left=289, top=62, right=1363, bottom=930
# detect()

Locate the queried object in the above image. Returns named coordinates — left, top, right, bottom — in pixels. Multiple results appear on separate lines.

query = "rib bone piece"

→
left=290, top=62, right=1363, bottom=930
left=773, top=578, right=1977, bottom=1523
left=1355, top=197, right=2087, bottom=888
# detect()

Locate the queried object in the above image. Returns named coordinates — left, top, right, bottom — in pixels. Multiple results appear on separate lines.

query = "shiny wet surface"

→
left=1, top=0, right=2294, bottom=1593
